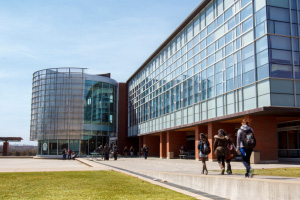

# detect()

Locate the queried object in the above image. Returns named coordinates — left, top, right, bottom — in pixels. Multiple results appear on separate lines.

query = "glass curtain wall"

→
left=128, top=0, right=273, bottom=136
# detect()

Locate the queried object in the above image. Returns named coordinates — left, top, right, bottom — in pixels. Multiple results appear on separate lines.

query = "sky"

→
left=0, top=0, right=202, bottom=145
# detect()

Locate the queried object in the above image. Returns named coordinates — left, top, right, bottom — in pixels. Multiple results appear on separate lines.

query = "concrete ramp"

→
left=142, top=171, right=300, bottom=200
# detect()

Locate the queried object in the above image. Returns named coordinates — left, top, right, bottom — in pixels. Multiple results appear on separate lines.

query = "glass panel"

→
left=270, top=35, right=291, bottom=50
left=243, top=17, right=253, bottom=33
left=225, top=7, right=233, bottom=21
left=267, top=0, right=289, bottom=9
left=256, top=35, right=268, bottom=53
left=243, top=70, right=255, bottom=85
left=270, top=64, right=293, bottom=78
left=257, top=64, right=269, bottom=80
left=268, top=7, right=290, bottom=22
left=241, top=0, right=251, bottom=8
left=256, top=49, right=268, bottom=67
left=270, top=49, right=292, bottom=65
left=241, top=4, right=252, bottom=21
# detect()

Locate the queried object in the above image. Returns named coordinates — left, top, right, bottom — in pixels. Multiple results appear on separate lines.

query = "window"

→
left=241, top=4, right=252, bottom=21
left=225, top=7, right=233, bottom=21
left=206, top=33, right=214, bottom=45
left=218, top=36, right=225, bottom=48
left=225, top=43, right=233, bottom=55
left=207, top=43, right=215, bottom=55
left=269, top=35, right=291, bottom=50
left=270, top=64, right=293, bottom=78
left=256, top=35, right=268, bottom=53
left=225, top=31, right=232, bottom=43
left=206, top=3, right=214, bottom=24
left=270, top=49, right=292, bottom=65
left=267, top=0, right=289, bottom=9
left=242, top=17, right=253, bottom=33
left=242, top=43, right=254, bottom=60
left=256, top=49, right=268, bottom=67
left=255, top=21, right=266, bottom=38
left=257, top=64, right=269, bottom=80
left=207, top=23, right=214, bottom=34
left=255, top=7, right=266, bottom=25
left=243, top=70, right=255, bottom=86
left=217, top=14, right=224, bottom=26
left=268, top=7, right=290, bottom=22
left=268, top=21, right=291, bottom=36
left=242, top=30, right=253, bottom=46
left=243, top=56, right=255, bottom=72
left=241, top=0, right=251, bottom=8
left=228, top=18, right=235, bottom=30
left=207, top=54, right=215, bottom=66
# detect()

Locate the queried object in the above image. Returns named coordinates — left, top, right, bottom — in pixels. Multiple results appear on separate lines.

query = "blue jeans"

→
left=241, top=148, right=253, bottom=174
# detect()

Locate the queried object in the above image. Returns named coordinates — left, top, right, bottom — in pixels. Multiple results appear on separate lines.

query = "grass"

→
left=225, top=168, right=300, bottom=177
left=0, top=171, right=196, bottom=200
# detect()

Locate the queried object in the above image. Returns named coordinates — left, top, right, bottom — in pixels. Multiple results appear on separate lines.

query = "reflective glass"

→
left=269, top=35, right=291, bottom=50
left=219, top=36, right=225, bottom=48
left=225, top=31, right=232, bottom=43
left=228, top=18, right=235, bottom=30
left=270, top=64, right=293, bottom=78
left=225, top=7, right=233, bottom=21
left=207, top=23, right=215, bottom=34
left=256, top=35, right=268, bottom=53
left=241, top=4, right=252, bottom=21
left=242, top=17, right=253, bottom=33
left=217, top=14, right=224, bottom=26
left=257, top=64, right=269, bottom=80
left=256, top=49, right=269, bottom=67
left=268, top=7, right=290, bottom=22
left=241, top=0, right=251, bottom=8
left=242, top=43, right=254, bottom=60
left=243, top=56, right=255, bottom=72
left=270, top=49, right=292, bottom=65
left=293, top=38, right=299, bottom=51
left=255, top=7, right=266, bottom=25
left=267, top=0, right=289, bottom=9
left=243, top=70, right=255, bottom=86
left=225, top=43, right=233, bottom=55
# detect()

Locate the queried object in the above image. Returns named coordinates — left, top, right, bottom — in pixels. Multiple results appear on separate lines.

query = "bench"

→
left=179, top=154, right=187, bottom=159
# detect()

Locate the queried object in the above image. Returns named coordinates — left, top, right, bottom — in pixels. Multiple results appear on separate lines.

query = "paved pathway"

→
left=0, top=158, right=109, bottom=172
left=88, top=157, right=300, bottom=182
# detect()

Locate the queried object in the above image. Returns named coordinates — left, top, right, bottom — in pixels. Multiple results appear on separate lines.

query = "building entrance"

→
left=278, top=121, right=300, bottom=159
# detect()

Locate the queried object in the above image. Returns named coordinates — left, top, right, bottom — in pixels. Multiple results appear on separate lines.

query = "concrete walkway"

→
left=81, top=157, right=300, bottom=200
left=0, top=158, right=110, bottom=172
left=88, top=157, right=300, bottom=181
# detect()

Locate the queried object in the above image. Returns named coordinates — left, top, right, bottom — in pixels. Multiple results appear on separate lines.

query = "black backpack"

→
left=241, top=129, right=256, bottom=149
left=200, top=141, right=211, bottom=155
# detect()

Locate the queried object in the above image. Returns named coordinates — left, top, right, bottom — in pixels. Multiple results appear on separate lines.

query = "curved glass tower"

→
left=30, top=68, right=118, bottom=157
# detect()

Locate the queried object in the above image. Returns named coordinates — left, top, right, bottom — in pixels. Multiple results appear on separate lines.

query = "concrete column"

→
left=195, top=125, right=208, bottom=160
left=160, top=132, right=167, bottom=158
left=3, top=141, right=9, bottom=156
left=246, top=115, right=278, bottom=161
left=167, top=131, right=187, bottom=158
left=143, top=135, right=160, bottom=157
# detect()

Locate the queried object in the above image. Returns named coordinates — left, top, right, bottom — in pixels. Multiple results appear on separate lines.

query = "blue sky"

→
left=0, top=0, right=202, bottom=145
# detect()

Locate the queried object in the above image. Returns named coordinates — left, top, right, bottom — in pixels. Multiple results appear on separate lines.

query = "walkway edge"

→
left=78, top=158, right=213, bottom=200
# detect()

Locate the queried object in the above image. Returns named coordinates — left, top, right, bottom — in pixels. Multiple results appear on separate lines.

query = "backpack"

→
left=200, top=141, right=211, bottom=155
left=241, top=129, right=256, bottom=149
left=227, top=141, right=235, bottom=154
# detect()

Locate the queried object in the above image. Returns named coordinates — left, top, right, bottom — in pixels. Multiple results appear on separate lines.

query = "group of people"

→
left=198, top=118, right=256, bottom=178
left=62, top=148, right=77, bottom=160
left=95, top=143, right=119, bottom=161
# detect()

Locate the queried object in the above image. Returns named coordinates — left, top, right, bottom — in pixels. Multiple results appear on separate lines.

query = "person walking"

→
left=62, top=148, right=67, bottom=160
left=103, top=143, right=110, bottom=161
left=236, top=119, right=256, bottom=178
left=112, top=144, right=119, bottom=160
left=68, top=149, right=72, bottom=159
left=225, top=134, right=235, bottom=174
left=142, top=144, right=149, bottom=159
left=213, top=129, right=228, bottom=175
left=123, top=146, right=129, bottom=158
left=129, top=146, right=134, bottom=157
left=198, top=133, right=210, bottom=175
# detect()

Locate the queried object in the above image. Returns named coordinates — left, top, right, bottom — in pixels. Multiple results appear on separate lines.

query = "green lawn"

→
left=230, top=167, right=300, bottom=177
left=0, top=171, right=196, bottom=200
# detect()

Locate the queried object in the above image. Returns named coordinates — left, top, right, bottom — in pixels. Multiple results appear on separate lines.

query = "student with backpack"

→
left=198, top=133, right=210, bottom=175
left=236, top=119, right=256, bottom=178
left=213, top=129, right=228, bottom=175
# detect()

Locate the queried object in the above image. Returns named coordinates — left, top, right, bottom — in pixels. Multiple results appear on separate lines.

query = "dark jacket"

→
left=213, top=133, right=228, bottom=157
left=142, top=146, right=149, bottom=153
left=113, top=146, right=118, bottom=153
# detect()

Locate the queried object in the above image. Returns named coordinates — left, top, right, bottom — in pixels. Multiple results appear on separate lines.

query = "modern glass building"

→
left=126, top=0, right=300, bottom=161
left=30, top=68, right=118, bottom=157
